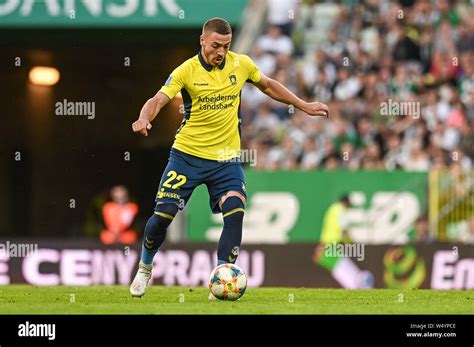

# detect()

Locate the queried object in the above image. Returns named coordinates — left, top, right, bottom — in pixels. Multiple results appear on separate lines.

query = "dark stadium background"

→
left=0, top=28, right=203, bottom=237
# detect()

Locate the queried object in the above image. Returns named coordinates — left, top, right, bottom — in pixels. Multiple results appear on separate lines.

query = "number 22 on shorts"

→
left=162, top=170, right=187, bottom=189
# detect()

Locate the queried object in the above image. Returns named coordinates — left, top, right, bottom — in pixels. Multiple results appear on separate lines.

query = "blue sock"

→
left=140, top=203, right=178, bottom=265
left=217, top=196, right=244, bottom=264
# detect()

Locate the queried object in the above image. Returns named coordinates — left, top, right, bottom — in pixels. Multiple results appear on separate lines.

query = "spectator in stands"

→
left=256, top=25, right=294, bottom=56
left=242, top=0, right=473, bottom=175
left=250, top=46, right=276, bottom=76
left=460, top=217, right=474, bottom=244
left=404, top=139, right=431, bottom=171
left=411, top=215, right=435, bottom=243
left=266, top=0, right=299, bottom=37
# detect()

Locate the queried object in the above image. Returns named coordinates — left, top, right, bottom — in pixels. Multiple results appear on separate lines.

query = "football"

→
left=208, top=263, right=247, bottom=301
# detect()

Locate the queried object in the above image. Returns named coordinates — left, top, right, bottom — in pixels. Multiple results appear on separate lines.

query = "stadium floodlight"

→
left=28, top=66, right=60, bottom=86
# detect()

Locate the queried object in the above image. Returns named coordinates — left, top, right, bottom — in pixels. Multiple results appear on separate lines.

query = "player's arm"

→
left=254, top=73, right=329, bottom=118
left=132, top=92, right=170, bottom=137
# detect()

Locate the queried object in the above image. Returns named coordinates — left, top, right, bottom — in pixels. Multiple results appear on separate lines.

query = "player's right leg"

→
left=130, top=149, right=197, bottom=297
left=130, top=203, right=178, bottom=297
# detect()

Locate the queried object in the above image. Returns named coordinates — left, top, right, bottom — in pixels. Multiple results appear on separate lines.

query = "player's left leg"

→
left=206, top=162, right=247, bottom=300
left=217, top=191, right=246, bottom=265
left=207, top=191, right=245, bottom=301
left=206, top=158, right=247, bottom=265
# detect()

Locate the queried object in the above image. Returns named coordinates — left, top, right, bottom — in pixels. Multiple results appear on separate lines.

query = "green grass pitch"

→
left=1, top=285, right=473, bottom=314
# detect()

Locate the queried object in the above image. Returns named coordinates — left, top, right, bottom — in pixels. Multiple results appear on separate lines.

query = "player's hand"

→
left=302, top=102, right=330, bottom=118
left=132, top=119, right=152, bottom=136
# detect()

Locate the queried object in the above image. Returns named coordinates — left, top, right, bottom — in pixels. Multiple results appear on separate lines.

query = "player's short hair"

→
left=202, top=17, right=232, bottom=36
left=340, top=194, right=351, bottom=206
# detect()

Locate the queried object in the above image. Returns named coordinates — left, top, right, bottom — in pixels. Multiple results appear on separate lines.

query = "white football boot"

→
left=130, top=261, right=152, bottom=297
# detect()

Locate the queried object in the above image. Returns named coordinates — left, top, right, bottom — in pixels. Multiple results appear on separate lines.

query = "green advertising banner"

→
left=0, top=0, right=247, bottom=27
left=186, top=170, right=428, bottom=244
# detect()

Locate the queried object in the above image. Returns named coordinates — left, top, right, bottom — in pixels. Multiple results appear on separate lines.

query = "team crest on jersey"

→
left=229, top=74, right=237, bottom=85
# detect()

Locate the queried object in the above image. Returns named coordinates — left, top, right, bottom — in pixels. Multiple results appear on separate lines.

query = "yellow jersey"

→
left=159, top=51, right=261, bottom=161
left=320, top=202, right=346, bottom=244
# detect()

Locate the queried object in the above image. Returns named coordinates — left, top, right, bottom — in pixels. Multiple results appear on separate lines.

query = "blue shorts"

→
left=155, top=148, right=246, bottom=214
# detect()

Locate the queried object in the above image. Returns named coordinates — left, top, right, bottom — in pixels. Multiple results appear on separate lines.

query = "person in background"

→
left=457, top=216, right=474, bottom=244
left=100, top=185, right=139, bottom=245
left=408, top=214, right=435, bottom=243
left=266, top=0, right=299, bottom=37
left=314, top=194, right=374, bottom=289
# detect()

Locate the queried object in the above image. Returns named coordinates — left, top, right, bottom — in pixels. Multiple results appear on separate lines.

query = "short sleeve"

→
left=241, top=54, right=261, bottom=84
left=159, top=62, right=188, bottom=100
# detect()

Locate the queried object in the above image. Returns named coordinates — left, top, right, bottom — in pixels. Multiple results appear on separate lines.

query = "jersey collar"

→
left=198, top=51, right=226, bottom=72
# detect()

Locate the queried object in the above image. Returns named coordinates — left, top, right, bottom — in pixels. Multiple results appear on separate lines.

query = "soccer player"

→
left=130, top=17, right=329, bottom=298
left=313, top=195, right=374, bottom=289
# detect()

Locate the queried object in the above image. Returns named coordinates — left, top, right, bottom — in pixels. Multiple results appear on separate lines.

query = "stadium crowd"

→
left=240, top=0, right=474, bottom=172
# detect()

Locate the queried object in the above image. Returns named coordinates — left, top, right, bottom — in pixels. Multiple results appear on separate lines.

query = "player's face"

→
left=200, top=31, right=232, bottom=67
